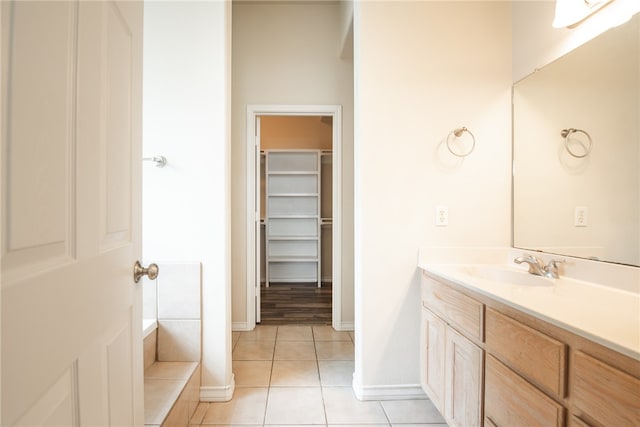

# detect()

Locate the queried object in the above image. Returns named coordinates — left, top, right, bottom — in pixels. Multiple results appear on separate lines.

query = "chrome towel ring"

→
left=446, top=127, right=475, bottom=157
left=561, top=128, right=592, bottom=158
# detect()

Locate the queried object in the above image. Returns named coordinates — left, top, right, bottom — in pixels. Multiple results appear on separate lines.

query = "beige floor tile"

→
left=322, top=387, right=388, bottom=424
left=315, top=341, right=354, bottom=360
left=349, top=331, right=355, bottom=342
left=269, top=425, right=328, bottom=427
left=265, top=387, right=326, bottom=424
left=232, top=340, right=275, bottom=361
left=201, top=387, right=268, bottom=424
left=233, top=360, right=273, bottom=387
left=318, top=360, right=354, bottom=386
left=312, top=325, right=352, bottom=341
left=189, top=402, right=209, bottom=425
left=239, top=325, right=278, bottom=342
left=232, top=331, right=241, bottom=347
left=390, top=424, right=447, bottom=427
left=381, top=400, right=445, bottom=424
left=271, top=360, right=320, bottom=386
left=329, top=425, right=389, bottom=427
left=274, top=340, right=317, bottom=360
left=277, top=325, right=313, bottom=341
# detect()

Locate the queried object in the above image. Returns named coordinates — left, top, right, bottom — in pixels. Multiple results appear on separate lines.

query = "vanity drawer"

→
left=485, top=355, right=564, bottom=427
left=421, top=274, right=483, bottom=342
left=486, top=308, right=566, bottom=398
left=573, top=351, right=640, bottom=427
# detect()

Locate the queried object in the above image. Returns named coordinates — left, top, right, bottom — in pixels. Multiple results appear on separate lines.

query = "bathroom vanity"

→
left=418, top=253, right=640, bottom=427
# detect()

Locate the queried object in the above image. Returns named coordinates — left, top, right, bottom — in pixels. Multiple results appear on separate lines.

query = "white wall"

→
left=143, top=1, right=232, bottom=400
left=353, top=1, right=512, bottom=397
left=231, top=2, right=354, bottom=329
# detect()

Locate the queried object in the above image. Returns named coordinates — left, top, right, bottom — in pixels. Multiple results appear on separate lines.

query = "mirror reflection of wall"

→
left=513, top=13, right=639, bottom=267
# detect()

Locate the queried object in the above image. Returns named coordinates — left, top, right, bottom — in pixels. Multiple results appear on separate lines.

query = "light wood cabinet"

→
left=421, top=307, right=446, bottom=412
left=421, top=275, right=483, bottom=342
left=485, top=355, right=564, bottom=427
left=421, top=276, right=483, bottom=427
left=445, top=327, right=483, bottom=426
left=573, top=351, right=640, bottom=426
left=420, top=270, right=640, bottom=427
left=569, top=416, right=591, bottom=427
left=485, top=308, right=566, bottom=398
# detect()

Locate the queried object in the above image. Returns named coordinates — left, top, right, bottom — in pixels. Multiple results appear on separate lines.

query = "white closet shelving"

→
left=265, top=150, right=321, bottom=287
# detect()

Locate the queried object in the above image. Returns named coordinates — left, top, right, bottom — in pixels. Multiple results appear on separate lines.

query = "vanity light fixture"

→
left=552, top=0, right=614, bottom=28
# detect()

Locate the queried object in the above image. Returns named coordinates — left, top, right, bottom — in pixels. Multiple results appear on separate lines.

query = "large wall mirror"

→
left=513, top=13, right=639, bottom=267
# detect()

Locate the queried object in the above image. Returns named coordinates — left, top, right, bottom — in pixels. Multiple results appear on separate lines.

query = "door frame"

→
left=245, top=104, right=343, bottom=330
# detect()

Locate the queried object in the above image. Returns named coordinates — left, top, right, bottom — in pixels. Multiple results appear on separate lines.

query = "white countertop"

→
left=418, top=248, right=640, bottom=361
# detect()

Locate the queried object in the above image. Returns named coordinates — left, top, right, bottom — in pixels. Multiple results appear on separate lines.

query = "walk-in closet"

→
left=258, top=115, right=333, bottom=324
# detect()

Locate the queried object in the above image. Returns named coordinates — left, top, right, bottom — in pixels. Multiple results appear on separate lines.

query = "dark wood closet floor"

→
left=260, top=282, right=332, bottom=325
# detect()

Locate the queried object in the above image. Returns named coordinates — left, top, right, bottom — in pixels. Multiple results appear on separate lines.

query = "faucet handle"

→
left=546, top=258, right=566, bottom=268
left=544, top=258, right=566, bottom=278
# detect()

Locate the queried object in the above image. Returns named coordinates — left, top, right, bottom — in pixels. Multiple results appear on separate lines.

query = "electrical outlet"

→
left=574, top=206, right=588, bottom=227
left=435, top=206, right=448, bottom=226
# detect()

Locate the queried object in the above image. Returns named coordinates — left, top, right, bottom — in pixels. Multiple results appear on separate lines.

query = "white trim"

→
left=199, top=376, right=235, bottom=402
left=352, top=382, right=427, bottom=401
left=336, top=321, right=354, bottom=331
left=245, top=105, right=343, bottom=330
left=232, top=322, right=252, bottom=332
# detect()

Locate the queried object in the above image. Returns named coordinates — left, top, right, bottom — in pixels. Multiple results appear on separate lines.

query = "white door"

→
left=2, top=1, right=144, bottom=425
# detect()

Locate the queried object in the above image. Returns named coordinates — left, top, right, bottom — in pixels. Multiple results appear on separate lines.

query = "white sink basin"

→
left=460, top=265, right=555, bottom=287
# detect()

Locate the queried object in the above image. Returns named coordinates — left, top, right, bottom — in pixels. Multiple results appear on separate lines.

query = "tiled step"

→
left=144, top=361, right=200, bottom=427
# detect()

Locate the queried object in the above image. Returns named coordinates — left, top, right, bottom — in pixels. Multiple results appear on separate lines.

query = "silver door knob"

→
left=134, top=261, right=159, bottom=283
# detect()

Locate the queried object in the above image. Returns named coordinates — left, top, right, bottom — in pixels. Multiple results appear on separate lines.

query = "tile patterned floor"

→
left=188, top=325, right=446, bottom=426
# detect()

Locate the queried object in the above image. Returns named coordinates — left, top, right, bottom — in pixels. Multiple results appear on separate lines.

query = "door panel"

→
left=14, top=365, right=79, bottom=427
left=107, top=322, right=134, bottom=425
left=103, top=0, right=133, bottom=248
left=2, top=0, right=76, bottom=278
left=1, top=1, right=143, bottom=425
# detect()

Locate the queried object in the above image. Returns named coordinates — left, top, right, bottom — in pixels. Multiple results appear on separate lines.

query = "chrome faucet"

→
left=514, top=254, right=565, bottom=279
left=514, top=254, right=545, bottom=276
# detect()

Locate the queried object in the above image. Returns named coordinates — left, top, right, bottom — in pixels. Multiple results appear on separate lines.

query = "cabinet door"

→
left=445, top=327, right=483, bottom=427
left=421, top=308, right=447, bottom=413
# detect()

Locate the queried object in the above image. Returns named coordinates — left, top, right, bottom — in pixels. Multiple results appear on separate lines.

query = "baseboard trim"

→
left=232, top=322, right=253, bottom=331
left=200, top=376, right=235, bottom=402
left=336, top=321, right=354, bottom=331
left=352, top=382, right=426, bottom=401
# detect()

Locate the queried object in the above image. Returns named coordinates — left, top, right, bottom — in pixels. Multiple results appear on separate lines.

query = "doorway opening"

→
left=246, top=105, right=343, bottom=330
